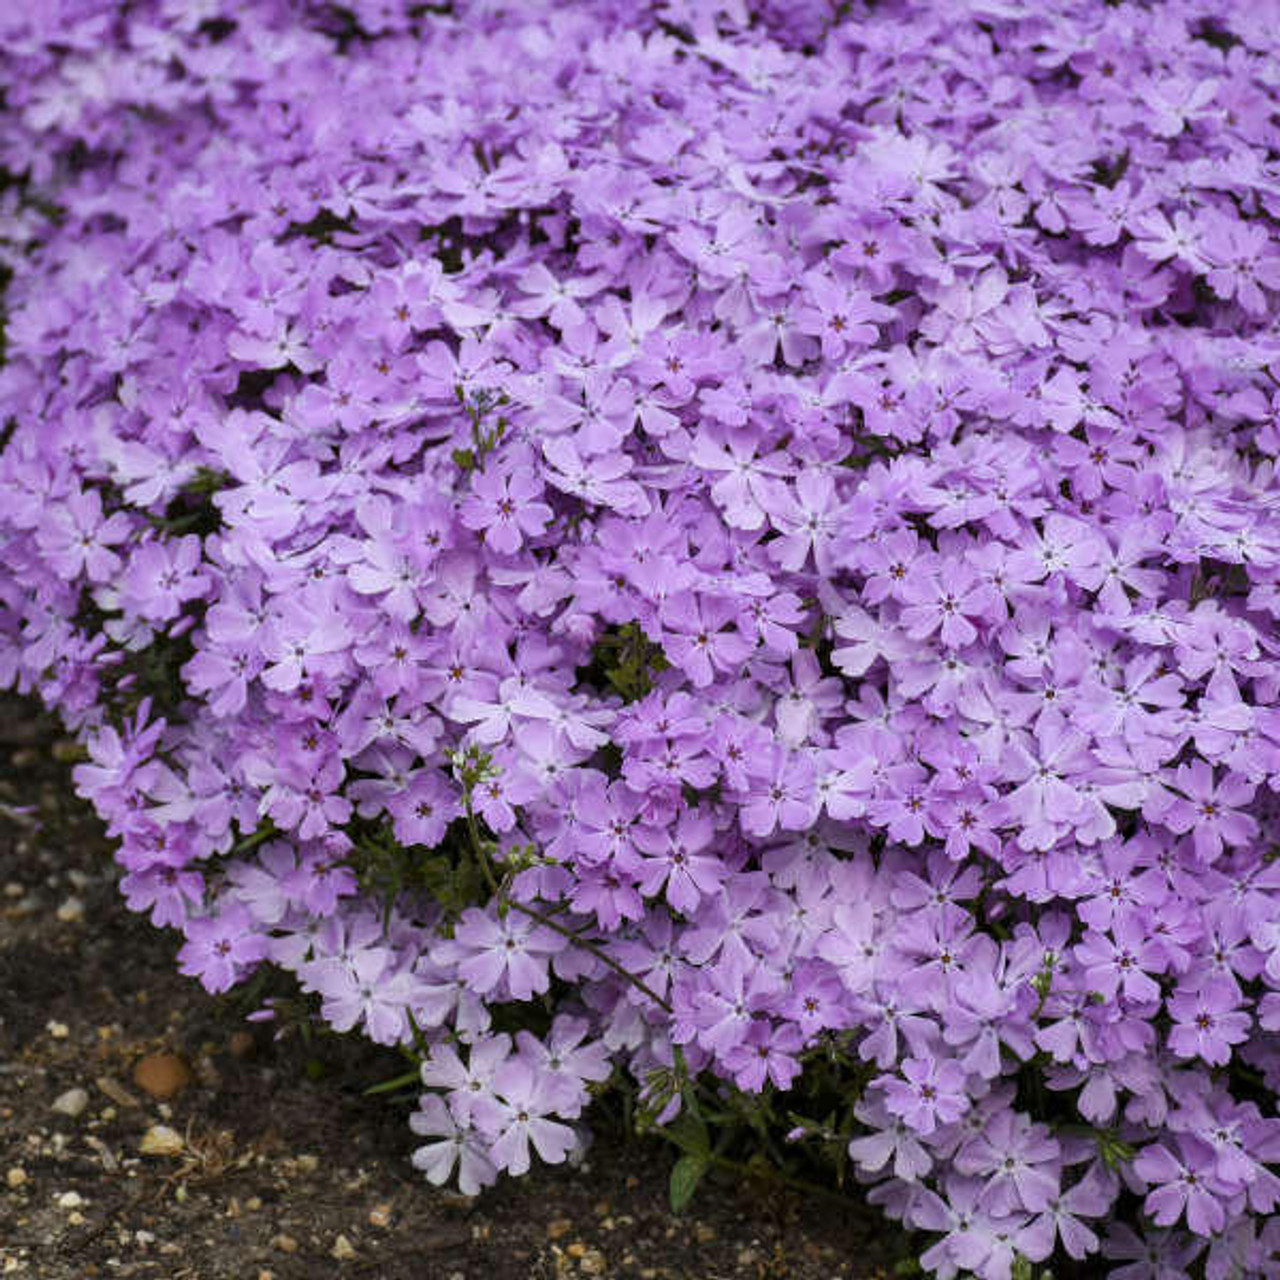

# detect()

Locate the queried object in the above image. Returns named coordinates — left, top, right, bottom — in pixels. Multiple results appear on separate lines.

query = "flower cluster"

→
left=3, top=1, right=1280, bottom=1275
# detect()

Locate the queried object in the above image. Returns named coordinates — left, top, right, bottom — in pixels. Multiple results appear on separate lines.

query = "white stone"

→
left=138, top=1125, right=184, bottom=1157
left=52, top=1088, right=90, bottom=1118
left=56, top=897, right=85, bottom=923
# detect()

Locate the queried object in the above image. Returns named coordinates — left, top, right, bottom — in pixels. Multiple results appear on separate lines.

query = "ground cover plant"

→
left=2, top=0, right=1280, bottom=1276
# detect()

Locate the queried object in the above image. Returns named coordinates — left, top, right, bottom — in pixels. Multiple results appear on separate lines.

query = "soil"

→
left=0, top=695, right=911, bottom=1280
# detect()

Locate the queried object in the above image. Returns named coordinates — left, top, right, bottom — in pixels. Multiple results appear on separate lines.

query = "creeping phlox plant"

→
left=3, top=0, right=1280, bottom=1275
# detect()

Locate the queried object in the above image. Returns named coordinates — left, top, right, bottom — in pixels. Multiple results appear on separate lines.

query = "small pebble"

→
left=84, top=1134, right=119, bottom=1172
left=579, top=1250, right=607, bottom=1277
left=295, top=1154, right=319, bottom=1173
left=228, top=1030, right=255, bottom=1058
left=57, top=1190, right=85, bottom=1209
left=331, top=1234, right=357, bottom=1261
left=55, top=896, right=84, bottom=923
left=271, top=1234, right=299, bottom=1254
left=51, top=1087, right=90, bottom=1118
left=138, top=1125, right=184, bottom=1157
left=47, top=1021, right=69, bottom=1039
left=95, top=1077, right=139, bottom=1108
left=547, top=1218, right=573, bottom=1240
left=368, top=1203, right=392, bottom=1228
left=132, top=1053, right=194, bottom=1100
left=6, top=1167, right=26, bottom=1189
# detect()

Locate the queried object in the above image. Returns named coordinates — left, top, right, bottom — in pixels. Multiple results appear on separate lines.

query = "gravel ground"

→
left=0, top=698, right=911, bottom=1280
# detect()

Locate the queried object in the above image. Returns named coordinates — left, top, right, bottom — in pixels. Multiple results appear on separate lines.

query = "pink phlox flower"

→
left=177, top=900, right=267, bottom=994
left=659, top=590, right=753, bottom=689
left=953, top=1108, right=1061, bottom=1214
left=899, top=558, right=992, bottom=649
left=1134, top=1136, right=1230, bottom=1236
left=486, top=1058, right=579, bottom=1176
left=684, top=950, right=783, bottom=1055
left=1073, top=914, right=1166, bottom=1005
left=1159, top=761, right=1258, bottom=863
left=723, top=1018, right=804, bottom=1092
left=881, top=1055, right=970, bottom=1137
left=688, top=425, right=792, bottom=531
left=459, top=460, right=553, bottom=556
left=120, top=535, right=211, bottom=623
left=1166, top=978, right=1251, bottom=1067
left=542, top=436, right=649, bottom=515
left=433, top=907, right=567, bottom=1001
left=410, top=1094, right=498, bottom=1196
left=420, top=1033, right=513, bottom=1131
left=794, top=270, right=893, bottom=360
left=739, top=745, right=818, bottom=838
left=999, top=713, right=1094, bottom=851
left=1019, top=1162, right=1116, bottom=1263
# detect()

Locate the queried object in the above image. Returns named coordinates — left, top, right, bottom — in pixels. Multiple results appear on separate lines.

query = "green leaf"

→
left=669, top=1152, right=709, bottom=1214
left=363, top=1069, right=422, bottom=1096
left=664, top=1110, right=710, bottom=1157
left=1096, top=1129, right=1136, bottom=1170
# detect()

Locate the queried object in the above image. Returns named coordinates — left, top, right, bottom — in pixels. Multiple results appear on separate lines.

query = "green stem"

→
left=405, top=1009, right=434, bottom=1060
left=363, top=1068, right=422, bottom=1096
left=229, top=822, right=280, bottom=858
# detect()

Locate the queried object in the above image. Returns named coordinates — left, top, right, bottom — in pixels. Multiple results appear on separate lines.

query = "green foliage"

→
left=579, top=621, right=669, bottom=703
left=90, top=621, right=198, bottom=726
left=669, top=1152, right=710, bottom=1213
left=452, top=386, right=510, bottom=473
left=140, top=466, right=234, bottom=537
left=286, top=207, right=358, bottom=244
left=1095, top=1128, right=1136, bottom=1171
left=342, top=812, right=485, bottom=926
left=227, top=819, right=281, bottom=859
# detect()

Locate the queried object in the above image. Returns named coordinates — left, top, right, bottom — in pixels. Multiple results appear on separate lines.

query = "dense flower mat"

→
left=3, top=1, right=1280, bottom=1275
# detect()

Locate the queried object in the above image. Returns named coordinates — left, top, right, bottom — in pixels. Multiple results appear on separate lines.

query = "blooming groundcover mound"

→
left=3, top=1, right=1280, bottom=1275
